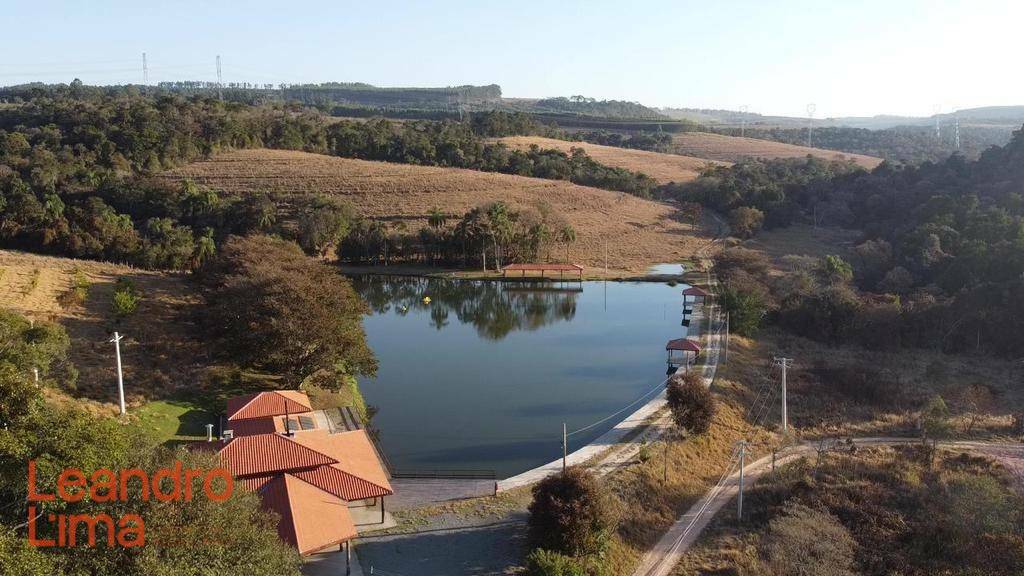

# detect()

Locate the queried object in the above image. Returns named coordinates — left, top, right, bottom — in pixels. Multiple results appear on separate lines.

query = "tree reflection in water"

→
left=350, top=276, right=580, bottom=340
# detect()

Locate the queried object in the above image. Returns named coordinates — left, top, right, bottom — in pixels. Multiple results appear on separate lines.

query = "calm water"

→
left=352, top=276, right=692, bottom=478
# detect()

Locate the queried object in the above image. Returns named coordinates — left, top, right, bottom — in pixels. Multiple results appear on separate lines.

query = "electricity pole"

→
left=774, top=357, right=793, bottom=433
left=723, top=312, right=730, bottom=364
left=738, top=105, right=748, bottom=138
left=562, top=423, right=567, bottom=472
left=736, top=440, right=747, bottom=522
left=216, top=55, right=223, bottom=101
left=806, top=103, right=816, bottom=147
left=110, top=332, right=126, bottom=415
left=142, top=52, right=148, bottom=84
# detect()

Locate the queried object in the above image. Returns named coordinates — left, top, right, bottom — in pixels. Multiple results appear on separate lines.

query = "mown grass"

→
left=133, top=399, right=214, bottom=445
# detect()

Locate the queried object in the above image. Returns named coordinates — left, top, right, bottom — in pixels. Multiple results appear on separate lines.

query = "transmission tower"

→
left=954, top=114, right=961, bottom=151
left=216, top=55, right=223, bottom=101
left=806, top=103, right=816, bottom=147
left=739, top=105, right=749, bottom=138
left=142, top=52, right=148, bottom=84
left=933, top=104, right=941, bottom=139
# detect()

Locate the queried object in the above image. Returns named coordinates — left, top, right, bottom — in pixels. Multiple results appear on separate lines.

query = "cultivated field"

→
left=0, top=250, right=206, bottom=410
left=493, top=136, right=729, bottom=184
left=159, top=149, right=712, bottom=272
left=670, top=131, right=884, bottom=168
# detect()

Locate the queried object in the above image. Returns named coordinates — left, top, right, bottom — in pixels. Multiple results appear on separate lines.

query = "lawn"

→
left=134, top=399, right=215, bottom=445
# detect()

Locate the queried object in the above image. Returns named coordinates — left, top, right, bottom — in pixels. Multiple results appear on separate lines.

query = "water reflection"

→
left=351, top=276, right=581, bottom=340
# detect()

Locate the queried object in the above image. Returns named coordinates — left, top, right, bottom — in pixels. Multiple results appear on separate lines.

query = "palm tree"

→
left=427, top=208, right=448, bottom=230
left=559, top=225, right=576, bottom=263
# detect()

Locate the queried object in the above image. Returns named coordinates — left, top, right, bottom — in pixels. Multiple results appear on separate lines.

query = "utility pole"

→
left=663, top=440, right=669, bottom=483
left=738, top=105, right=748, bottom=138
left=736, top=441, right=747, bottom=522
left=142, top=52, right=148, bottom=85
left=954, top=114, right=961, bottom=151
left=562, top=423, right=568, bottom=471
left=216, top=55, right=223, bottom=101
left=773, top=357, right=793, bottom=433
left=723, top=312, right=730, bottom=364
left=110, top=332, right=126, bottom=415
left=806, top=103, right=816, bottom=148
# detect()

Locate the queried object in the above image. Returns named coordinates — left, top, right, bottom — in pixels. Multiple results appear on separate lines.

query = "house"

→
left=204, top=391, right=394, bottom=557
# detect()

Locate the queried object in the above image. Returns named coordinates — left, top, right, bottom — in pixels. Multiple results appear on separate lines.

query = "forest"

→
left=683, top=126, right=1024, bottom=358
left=718, top=125, right=1013, bottom=163
left=0, top=87, right=658, bottom=273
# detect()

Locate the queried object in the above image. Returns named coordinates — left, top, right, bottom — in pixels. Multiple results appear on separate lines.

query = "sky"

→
left=2, top=0, right=1021, bottom=118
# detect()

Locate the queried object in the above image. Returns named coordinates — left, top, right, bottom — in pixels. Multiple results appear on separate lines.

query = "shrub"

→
left=525, top=549, right=585, bottom=576
left=528, top=466, right=617, bottom=557
left=665, top=371, right=716, bottom=434
left=761, top=503, right=857, bottom=576
left=58, top=269, right=91, bottom=307
left=728, top=206, right=765, bottom=239
left=111, top=277, right=140, bottom=318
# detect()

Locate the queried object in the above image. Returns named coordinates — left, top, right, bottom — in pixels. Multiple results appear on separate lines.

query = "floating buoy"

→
left=422, top=296, right=431, bottom=304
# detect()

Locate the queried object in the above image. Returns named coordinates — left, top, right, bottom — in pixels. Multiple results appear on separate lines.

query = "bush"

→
left=111, top=277, right=140, bottom=318
left=528, top=467, right=617, bottom=557
left=728, top=206, right=765, bottom=239
left=761, top=503, right=857, bottom=576
left=525, top=549, right=585, bottom=576
left=665, top=371, right=716, bottom=434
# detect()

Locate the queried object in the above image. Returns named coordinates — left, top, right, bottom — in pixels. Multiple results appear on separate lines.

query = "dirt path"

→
left=631, top=438, right=1024, bottom=576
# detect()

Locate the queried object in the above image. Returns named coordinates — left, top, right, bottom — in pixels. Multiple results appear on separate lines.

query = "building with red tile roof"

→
left=206, top=391, right=393, bottom=556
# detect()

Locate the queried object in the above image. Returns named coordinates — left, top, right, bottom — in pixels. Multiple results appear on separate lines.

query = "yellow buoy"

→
left=422, top=296, right=431, bottom=304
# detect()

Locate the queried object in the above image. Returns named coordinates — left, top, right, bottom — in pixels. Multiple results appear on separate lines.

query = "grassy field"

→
left=670, top=131, right=884, bottom=168
left=0, top=250, right=207, bottom=413
left=493, top=136, right=730, bottom=184
left=158, top=149, right=712, bottom=272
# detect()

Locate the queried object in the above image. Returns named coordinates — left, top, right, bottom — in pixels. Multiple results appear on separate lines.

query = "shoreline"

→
left=340, top=263, right=703, bottom=284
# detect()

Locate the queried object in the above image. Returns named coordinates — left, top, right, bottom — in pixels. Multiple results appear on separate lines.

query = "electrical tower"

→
left=216, top=55, right=223, bottom=101
left=773, top=357, right=793, bottom=433
left=739, top=105, right=749, bottom=138
left=954, top=114, right=961, bottom=151
left=933, top=104, right=941, bottom=139
left=806, top=103, right=816, bottom=147
left=142, top=52, right=148, bottom=84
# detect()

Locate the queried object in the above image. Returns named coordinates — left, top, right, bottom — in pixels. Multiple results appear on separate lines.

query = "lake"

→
left=351, top=276, right=692, bottom=478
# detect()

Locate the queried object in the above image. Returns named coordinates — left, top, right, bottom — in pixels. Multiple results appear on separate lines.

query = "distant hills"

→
left=659, top=105, right=1024, bottom=130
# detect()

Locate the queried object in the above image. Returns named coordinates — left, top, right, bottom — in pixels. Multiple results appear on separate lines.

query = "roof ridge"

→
left=226, top=392, right=261, bottom=421
left=276, top=432, right=339, bottom=467
left=292, top=465, right=391, bottom=501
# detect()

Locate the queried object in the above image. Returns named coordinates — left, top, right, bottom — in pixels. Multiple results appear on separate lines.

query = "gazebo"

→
left=682, top=286, right=710, bottom=305
left=666, top=337, right=701, bottom=368
left=502, top=263, right=584, bottom=280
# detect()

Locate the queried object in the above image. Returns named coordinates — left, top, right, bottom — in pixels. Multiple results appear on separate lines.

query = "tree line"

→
left=0, top=87, right=660, bottom=273
left=701, top=126, right=1024, bottom=358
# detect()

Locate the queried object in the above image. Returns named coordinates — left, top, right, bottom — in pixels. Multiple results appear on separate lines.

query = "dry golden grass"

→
left=158, top=149, right=712, bottom=272
left=493, top=136, right=730, bottom=184
left=602, top=334, right=778, bottom=574
left=670, top=131, right=884, bottom=169
left=0, top=250, right=206, bottom=410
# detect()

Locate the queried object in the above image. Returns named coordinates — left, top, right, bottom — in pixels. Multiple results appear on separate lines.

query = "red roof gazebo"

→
left=666, top=337, right=701, bottom=367
left=682, top=286, right=710, bottom=304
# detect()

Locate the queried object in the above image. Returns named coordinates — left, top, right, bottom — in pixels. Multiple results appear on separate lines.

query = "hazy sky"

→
left=3, top=0, right=1020, bottom=118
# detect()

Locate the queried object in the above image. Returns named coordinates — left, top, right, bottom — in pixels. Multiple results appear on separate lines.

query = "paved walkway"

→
left=631, top=437, right=1024, bottom=576
left=389, top=478, right=496, bottom=511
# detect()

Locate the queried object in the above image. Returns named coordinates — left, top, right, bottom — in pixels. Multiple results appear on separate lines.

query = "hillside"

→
left=494, top=136, right=729, bottom=184
left=158, top=149, right=710, bottom=272
left=0, top=250, right=205, bottom=409
left=670, top=131, right=884, bottom=168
